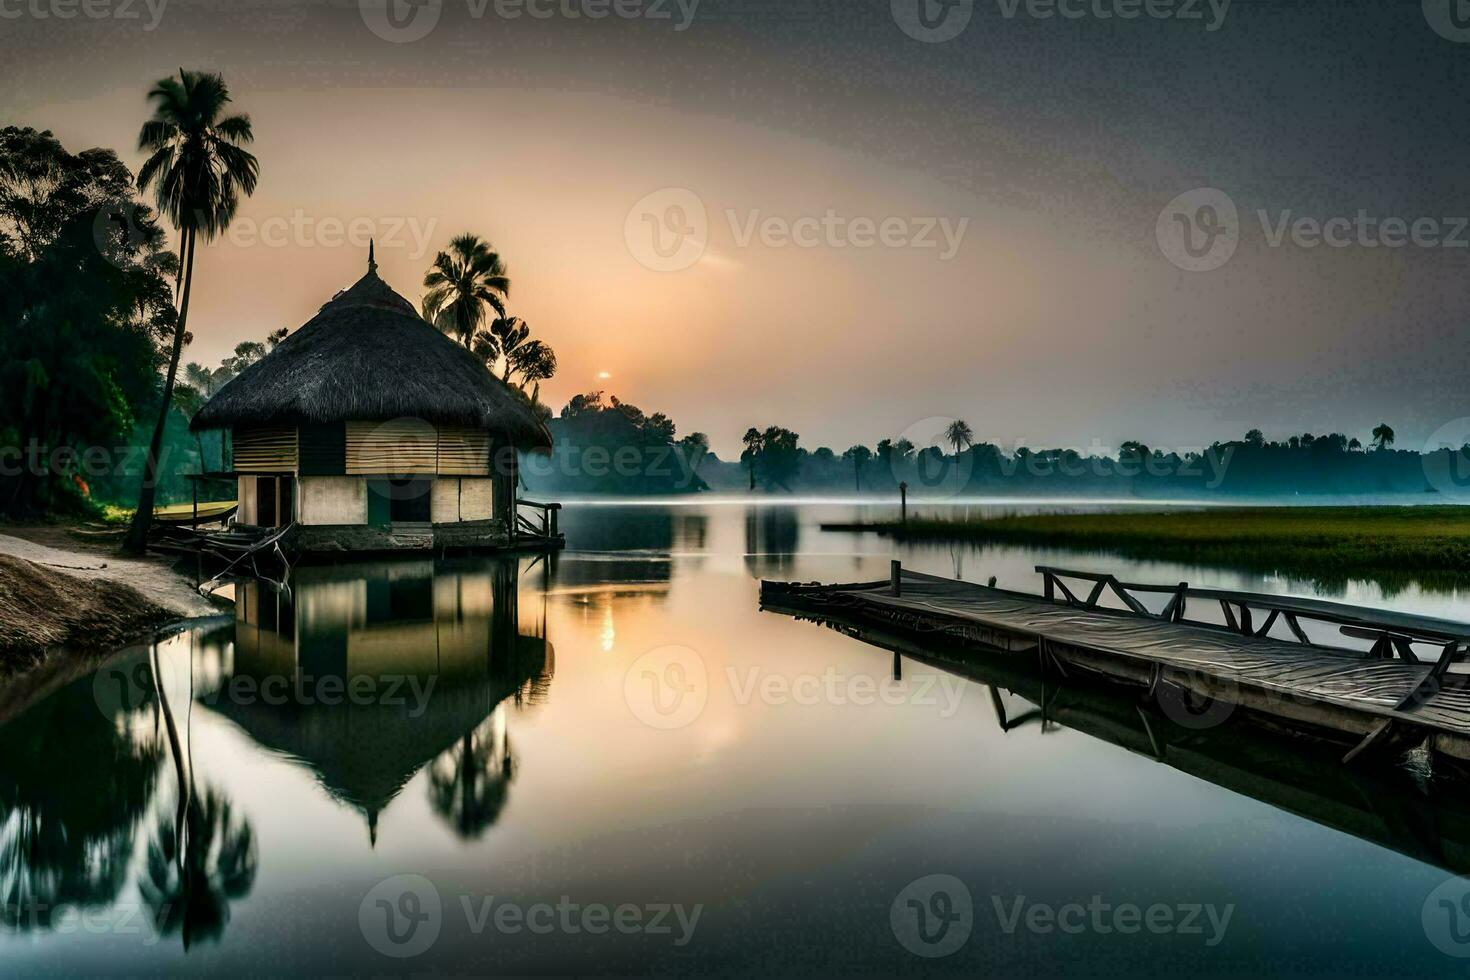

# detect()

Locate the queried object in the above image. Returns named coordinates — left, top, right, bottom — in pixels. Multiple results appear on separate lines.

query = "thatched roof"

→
left=190, top=262, right=551, bottom=449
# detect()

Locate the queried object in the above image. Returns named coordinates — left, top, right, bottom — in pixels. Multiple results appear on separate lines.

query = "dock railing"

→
left=1036, top=565, right=1470, bottom=667
left=514, top=498, right=562, bottom=544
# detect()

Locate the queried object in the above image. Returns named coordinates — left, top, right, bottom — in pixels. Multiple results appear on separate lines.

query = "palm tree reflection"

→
left=428, top=710, right=514, bottom=839
left=139, top=785, right=257, bottom=948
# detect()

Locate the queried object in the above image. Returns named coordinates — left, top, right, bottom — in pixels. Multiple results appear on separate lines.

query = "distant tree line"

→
left=692, top=420, right=1467, bottom=498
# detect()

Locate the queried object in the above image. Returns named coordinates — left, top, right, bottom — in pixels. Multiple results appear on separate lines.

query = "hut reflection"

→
left=201, top=558, right=552, bottom=844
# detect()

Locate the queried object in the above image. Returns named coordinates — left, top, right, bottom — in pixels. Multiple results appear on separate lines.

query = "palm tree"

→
left=123, top=69, right=258, bottom=554
left=944, top=419, right=974, bottom=456
left=741, top=428, right=763, bottom=491
left=139, top=786, right=257, bottom=948
left=489, top=316, right=530, bottom=381
left=843, top=445, right=872, bottom=491
left=428, top=717, right=514, bottom=840
left=508, top=340, right=557, bottom=403
left=421, top=233, right=509, bottom=348
left=1371, top=422, right=1395, bottom=451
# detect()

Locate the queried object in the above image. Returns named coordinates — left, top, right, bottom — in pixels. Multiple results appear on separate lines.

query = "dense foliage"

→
left=0, top=127, right=178, bottom=518
left=522, top=391, right=708, bottom=495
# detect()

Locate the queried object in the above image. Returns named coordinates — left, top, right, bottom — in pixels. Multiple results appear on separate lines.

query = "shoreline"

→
left=821, top=505, right=1470, bottom=586
left=0, top=528, right=225, bottom=682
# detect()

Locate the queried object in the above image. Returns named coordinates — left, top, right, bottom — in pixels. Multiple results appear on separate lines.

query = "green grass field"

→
left=869, top=506, right=1470, bottom=584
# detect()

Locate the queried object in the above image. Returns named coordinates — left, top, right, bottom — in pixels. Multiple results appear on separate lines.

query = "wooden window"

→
left=233, top=425, right=297, bottom=472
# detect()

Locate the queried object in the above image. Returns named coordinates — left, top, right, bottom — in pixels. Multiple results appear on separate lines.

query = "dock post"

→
left=899, top=481, right=908, bottom=528
left=891, top=559, right=902, bottom=597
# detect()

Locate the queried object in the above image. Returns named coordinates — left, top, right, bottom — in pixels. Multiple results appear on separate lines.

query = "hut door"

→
left=254, top=476, right=293, bottom=528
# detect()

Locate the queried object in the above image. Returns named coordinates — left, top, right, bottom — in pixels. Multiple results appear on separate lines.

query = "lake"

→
left=5, top=498, right=1470, bottom=976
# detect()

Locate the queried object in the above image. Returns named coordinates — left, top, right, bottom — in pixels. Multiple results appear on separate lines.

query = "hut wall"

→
left=430, top=477, right=495, bottom=524
left=299, top=476, right=368, bottom=525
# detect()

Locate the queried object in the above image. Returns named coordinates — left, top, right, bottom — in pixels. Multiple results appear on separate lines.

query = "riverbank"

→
left=0, top=529, right=218, bottom=676
left=823, top=506, right=1470, bottom=583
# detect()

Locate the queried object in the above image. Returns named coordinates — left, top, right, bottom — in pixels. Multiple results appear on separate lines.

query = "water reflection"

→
left=202, top=559, right=552, bottom=844
left=0, top=674, right=162, bottom=931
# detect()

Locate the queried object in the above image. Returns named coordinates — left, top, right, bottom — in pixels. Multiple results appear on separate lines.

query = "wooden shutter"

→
left=233, top=425, right=297, bottom=473
left=437, top=426, right=491, bottom=475
left=346, top=419, right=437, bottom=475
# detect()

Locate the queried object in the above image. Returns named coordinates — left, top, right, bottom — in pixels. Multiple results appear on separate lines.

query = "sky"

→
left=3, top=0, right=1470, bottom=458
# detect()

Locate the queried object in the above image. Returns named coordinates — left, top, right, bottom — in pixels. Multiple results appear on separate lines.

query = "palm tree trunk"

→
left=124, top=227, right=195, bottom=554
left=150, top=641, right=190, bottom=862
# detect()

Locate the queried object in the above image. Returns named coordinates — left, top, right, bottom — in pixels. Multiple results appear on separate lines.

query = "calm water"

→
left=6, top=499, right=1470, bottom=976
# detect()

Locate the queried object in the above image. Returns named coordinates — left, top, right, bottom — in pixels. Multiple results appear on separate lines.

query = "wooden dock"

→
left=761, top=564, right=1470, bottom=767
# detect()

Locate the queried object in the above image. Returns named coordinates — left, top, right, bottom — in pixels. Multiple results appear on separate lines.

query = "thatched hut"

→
left=190, top=251, right=555, bottom=553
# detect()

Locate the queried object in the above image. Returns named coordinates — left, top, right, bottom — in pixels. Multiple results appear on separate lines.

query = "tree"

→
left=506, top=337, right=557, bottom=398
left=124, top=70, right=258, bottom=554
left=421, top=233, right=509, bottom=348
left=1371, top=422, right=1395, bottom=451
left=678, top=432, right=710, bottom=479
left=945, top=419, right=974, bottom=455
left=741, top=428, right=763, bottom=490
left=755, top=426, right=801, bottom=491
left=1348, top=437, right=1362, bottom=452
left=0, top=128, right=179, bottom=518
left=427, top=718, right=514, bottom=840
left=843, top=444, right=872, bottom=490
left=1244, top=428, right=1265, bottom=448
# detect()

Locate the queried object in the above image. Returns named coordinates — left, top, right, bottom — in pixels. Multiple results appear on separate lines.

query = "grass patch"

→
left=866, top=506, right=1470, bottom=587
